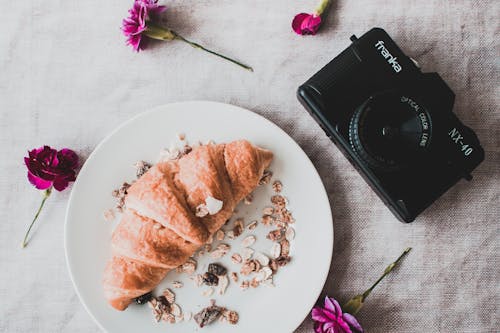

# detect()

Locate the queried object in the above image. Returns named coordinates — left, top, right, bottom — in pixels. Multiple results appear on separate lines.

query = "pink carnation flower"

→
left=312, top=296, right=363, bottom=333
left=292, top=0, right=331, bottom=36
left=121, top=0, right=166, bottom=51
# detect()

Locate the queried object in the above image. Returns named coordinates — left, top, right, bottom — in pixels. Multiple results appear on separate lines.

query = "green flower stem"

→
left=315, top=0, right=331, bottom=16
left=343, top=247, right=412, bottom=315
left=144, top=24, right=253, bottom=72
left=22, top=188, right=52, bottom=248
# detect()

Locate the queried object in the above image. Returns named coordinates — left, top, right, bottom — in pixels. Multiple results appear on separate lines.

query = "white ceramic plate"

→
left=65, top=101, right=333, bottom=333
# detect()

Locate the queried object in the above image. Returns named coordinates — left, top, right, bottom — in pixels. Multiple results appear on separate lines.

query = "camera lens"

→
left=348, top=91, right=432, bottom=172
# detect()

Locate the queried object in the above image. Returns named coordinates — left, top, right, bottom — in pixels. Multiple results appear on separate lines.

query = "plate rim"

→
left=64, top=100, right=334, bottom=332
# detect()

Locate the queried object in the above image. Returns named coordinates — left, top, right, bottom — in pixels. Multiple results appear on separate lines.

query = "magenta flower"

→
left=122, top=0, right=166, bottom=51
left=121, top=0, right=252, bottom=71
left=312, top=248, right=412, bottom=333
left=292, top=0, right=331, bottom=36
left=22, top=146, right=79, bottom=248
left=312, top=297, right=363, bottom=333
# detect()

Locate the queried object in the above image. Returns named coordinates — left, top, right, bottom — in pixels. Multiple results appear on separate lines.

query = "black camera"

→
left=298, top=28, right=484, bottom=222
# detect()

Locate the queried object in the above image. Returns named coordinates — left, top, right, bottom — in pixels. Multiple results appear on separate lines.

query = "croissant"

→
left=103, top=140, right=273, bottom=310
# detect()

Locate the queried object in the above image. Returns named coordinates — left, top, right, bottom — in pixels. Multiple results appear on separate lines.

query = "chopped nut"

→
left=206, top=234, right=214, bottom=244
left=259, top=170, right=273, bottom=185
left=215, top=229, right=225, bottom=241
left=280, top=239, right=290, bottom=256
left=172, top=281, right=183, bottom=288
left=218, top=275, right=229, bottom=295
left=278, top=208, right=295, bottom=224
left=241, top=247, right=254, bottom=261
left=262, top=214, right=275, bottom=226
left=271, top=243, right=282, bottom=258
left=285, top=226, right=295, bottom=241
left=231, top=253, right=242, bottom=264
left=134, top=160, right=152, bottom=178
left=272, top=180, right=283, bottom=193
left=247, top=220, right=258, bottom=230
left=240, top=260, right=258, bottom=275
left=162, top=288, right=175, bottom=304
left=241, top=235, right=256, bottom=247
left=230, top=272, right=238, bottom=282
left=177, top=133, right=185, bottom=140
left=250, top=277, right=260, bottom=288
left=208, top=263, right=227, bottom=276
left=223, top=310, right=239, bottom=325
left=271, top=195, right=287, bottom=209
left=244, top=193, right=253, bottom=205
left=103, top=209, right=115, bottom=222
left=196, top=204, right=209, bottom=217
left=267, top=229, right=283, bottom=241
left=240, top=280, right=250, bottom=290
left=211, top=243, right=230, bottom=258
left=254, top=252, right=270, bottom=266
left=202, top=287, right=214, bottom=297
left=182, top=144, right=193, bottom=155
left=257, top=267, right=273, bottom=281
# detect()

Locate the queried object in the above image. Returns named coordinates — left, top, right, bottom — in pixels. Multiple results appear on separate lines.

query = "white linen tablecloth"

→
left=1, top=0, right=498, bottom=332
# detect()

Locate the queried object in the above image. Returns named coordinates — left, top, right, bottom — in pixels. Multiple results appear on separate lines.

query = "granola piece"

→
left=176, top=258, right=197, bottom=275
left=261, top=214, right=275, bottom=226
left=267, top=229, right=283, bottom=241
left=233, top=218, right=244, bottom=237
left=205, top=196, right=223, bottom=215
left=271, top=195, right=287, bottom=209
left=262, top=206, right=274, bottom=215
left=261, top=277, right=275, bottom=287
left=177, top=133, right=185, bottom=140
left=223, top=310, right=239, bottom=325
left=172, top=281, right=183, bottom=288
left=193, top=274, right=204, bottom=287
left=103, top=209, right=115, bottom=222
left=134, top=160, right=152, bottom=178
left=208, top=263, right=227, bottom=276
left=241, top=235, right=256, bottom=247
left=202, top=272, right=219, bottom=286
left=240, top=280, right=250, bottom=290
left=226, top=230, right=235, bottom=240
left=211, top=243, right=230, bottom=258
left=215, top=229, right=225, bottom=241
left=206, top=233, right=214, bottom=244
left=250, top=277, right=260, bottom=288
left=162, top=288, right=175, bottom=304
left=241, top=247, right=254, bottom=261
left=254, top=252, right=270, bottom=266
left=285, top=226, right=295, bottom=241
left=271, top=243, right=281, bottom=258
left=231, top=253, right=242, bottom=264
left=259, top=170, right=273, bottom=185
left=247, top=220, right=258, bottom=230
left=276, top=255, right=291, bottom=267
left=272, top=180, right=283, bottom=193
left=278, top=208, right=295, bottom=224
left=240, top=260, right=258, bottom=276
left=280, top=239, right=290, bottom=256
left=194, top=303, right=222, bottom=328
left=257, top=267, right=273, bottom=281
left=170, top=303, right=182, bottom=317
left=218, top=275, right=229, bottom=295
left=230, top=272, right=239, bottom=282
left=244, top=193, right=253, bottom=205
left=162, top=313, right=176, bottom=323
left=269, top=259, right=278, bottom=273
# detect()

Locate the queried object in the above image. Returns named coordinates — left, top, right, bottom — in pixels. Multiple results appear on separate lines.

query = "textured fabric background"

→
left=1, top=0, right=498, bottom=332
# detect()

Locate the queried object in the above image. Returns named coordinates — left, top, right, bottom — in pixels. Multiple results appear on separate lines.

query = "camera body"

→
left=298, top=28, right=484, bottom=222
